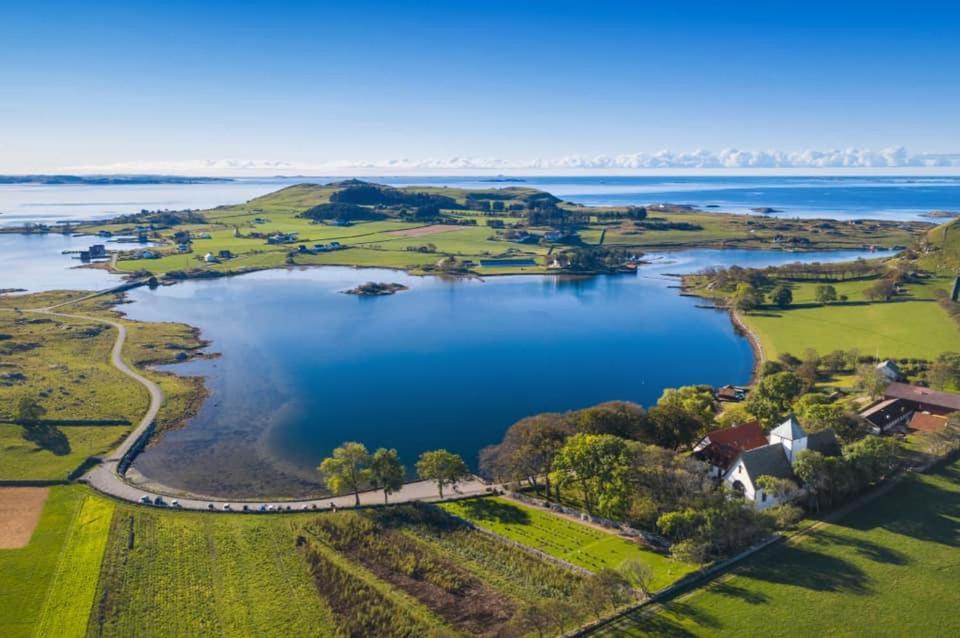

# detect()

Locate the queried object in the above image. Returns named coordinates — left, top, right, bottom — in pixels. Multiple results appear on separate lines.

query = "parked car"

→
left=171, top=499, right=181, bottom=508
left=139, top=495, right=151, bottom=504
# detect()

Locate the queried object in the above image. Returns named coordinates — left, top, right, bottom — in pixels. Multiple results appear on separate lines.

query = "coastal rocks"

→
left=751, top=207, right=781, bottom=214
left=342, top=282, right=409, bottom=296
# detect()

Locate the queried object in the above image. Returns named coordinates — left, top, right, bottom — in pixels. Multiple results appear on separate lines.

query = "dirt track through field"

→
left=0, top=487, right=49, bottom=548
left=386, top=224, right=462, bottom=237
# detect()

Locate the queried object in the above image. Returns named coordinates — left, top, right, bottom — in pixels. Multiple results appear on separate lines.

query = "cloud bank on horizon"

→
left=70, top=148, right=960, bottom=175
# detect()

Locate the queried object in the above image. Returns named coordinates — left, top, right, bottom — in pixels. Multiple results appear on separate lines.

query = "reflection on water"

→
left=121, top=248, right=874, bottom=498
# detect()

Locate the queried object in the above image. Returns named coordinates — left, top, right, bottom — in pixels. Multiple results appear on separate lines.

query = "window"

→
left=761, top=491, right=767, bottom=503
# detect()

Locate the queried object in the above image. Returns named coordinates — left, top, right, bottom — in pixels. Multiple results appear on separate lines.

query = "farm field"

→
left=439, top=496, right=697, bottom=591
left=741, top=298, right=960, bottom=360
left=34, top=496, right=114, bottom=638
left=0, top=486, right=90, bottom=638
left=596, top=457, right=960, bottom=637
left=91, top=504, right=336, bottom=638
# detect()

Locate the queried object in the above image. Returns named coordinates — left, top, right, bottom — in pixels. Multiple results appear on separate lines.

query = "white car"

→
left=223, top=503, right=232, bottom=511
left=171, top=499, right=181, bottom=508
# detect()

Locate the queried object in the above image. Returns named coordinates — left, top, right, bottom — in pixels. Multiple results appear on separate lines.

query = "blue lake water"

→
left=2, top=175, right=959, bottom=226
left=118, top=248, right=875, bottom=498
left=0, top=233, right=122, bottom=292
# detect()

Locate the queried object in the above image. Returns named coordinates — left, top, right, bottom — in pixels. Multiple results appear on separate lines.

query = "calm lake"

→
left=119, top=248, right=875, bottom=498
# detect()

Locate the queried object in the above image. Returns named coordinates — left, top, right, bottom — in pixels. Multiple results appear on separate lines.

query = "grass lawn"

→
left=741, top=299, right=960, bottom=360
left=439, top=496, right=697, bottom=591
left=0, top=424, right=128, bottom=480
left=0, top=486, right=89, bottom=638
left=90, top=505, right=336, bottom=638
left=597, top=458, right=960, bottom=637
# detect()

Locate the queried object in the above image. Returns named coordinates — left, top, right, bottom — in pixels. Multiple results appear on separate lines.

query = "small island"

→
left=342, top=281, right=409, bottom=296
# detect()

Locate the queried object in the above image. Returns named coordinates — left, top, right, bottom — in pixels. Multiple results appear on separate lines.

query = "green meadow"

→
left=439, top=496, right=697, bottom=591
left=597, top=457, right=960, bottom=637
left=741, top=298, right=960, bottom=361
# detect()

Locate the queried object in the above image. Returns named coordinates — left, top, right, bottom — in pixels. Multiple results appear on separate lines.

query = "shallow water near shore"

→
left=119, top=248, right=874, bottom=498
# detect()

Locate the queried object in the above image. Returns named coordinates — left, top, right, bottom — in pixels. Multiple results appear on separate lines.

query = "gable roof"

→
left=770, top=414, right=806, bottom=441
left=695, top=422, right=768, bottom=470
left=806, top=429, right=841, bottom=456
left=737, top=444, right=794, bottom=484
left=884, top=382, right=960, bottom=412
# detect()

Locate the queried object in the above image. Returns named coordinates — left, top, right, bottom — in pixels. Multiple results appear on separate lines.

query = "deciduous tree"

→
left=416, top=449, right=470, bottom=498
left=370, top=448, right=405, bottom=504
left=318, top=442, right=372, bottom=506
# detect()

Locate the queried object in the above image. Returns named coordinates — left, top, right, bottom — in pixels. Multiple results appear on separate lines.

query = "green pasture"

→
left=439, top=496, right=696, bottom=590
left=599, top=458, right=960, bottom=637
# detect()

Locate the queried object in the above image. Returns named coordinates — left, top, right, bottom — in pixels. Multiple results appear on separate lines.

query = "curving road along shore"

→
left=23, top=300, right=491, bottom=512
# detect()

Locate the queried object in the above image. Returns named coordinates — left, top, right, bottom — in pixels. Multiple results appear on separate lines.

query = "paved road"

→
left=21, top=301, right=493, bottom=512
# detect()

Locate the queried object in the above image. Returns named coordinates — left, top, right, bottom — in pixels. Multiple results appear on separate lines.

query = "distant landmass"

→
left=0, top=175, right=233, bottom=185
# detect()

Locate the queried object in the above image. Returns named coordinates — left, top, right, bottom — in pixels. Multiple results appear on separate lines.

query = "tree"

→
left=793, top=449, right=832, bottom=512
left=733, top=283, right=763, bottom=311
left=815, top=284, right=838, bottom=304
left=553, top=433, right=633, bottom=517
left=770, top=285, right=793, bottom=308
left=844, top=436, right=902, bottom=484
left=865, top=278, right=897, bottom=302
left=648, top=402, right=704, bottom=450
left=654, top=386, right=717, bottom=432
left=928, top=352, right=960, bottom=390
left=542, top=599, right=578, bottom=635
left=17, top=396, right=46, bottom=423
left=746, top=371, right=805, bottom=426
left=416, top=449, right=470, bottom=498
left=618, top=558, right=654, bottom=596
left=510, top=603, right=552, bottom=638
left=479, top=413, right=572, bottom=497
left=755, top=475, right=798, bottom=502
left=857, top=364, right=888, bottom=399
left=715, top=402, right=754, bottom=428
left=370, top=448, right=405, bottom=504
left=318, top=442, right=371, bottom=506
left=571, top=401, right=653, bottom=441
left=577, top=569, right=633, bottom=620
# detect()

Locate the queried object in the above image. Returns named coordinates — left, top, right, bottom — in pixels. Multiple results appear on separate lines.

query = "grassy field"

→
left=90, top=182, right=928, bottom=278
left=0, top=487, right=89, bottom=638
left=741, top=298, right=960, bottom=360
left=91, top=505, right=336, bottom=638
left=439, top=496, right=697, bottom=591
left=0, top=293, right=206, bottom=480
left=35, top=496, right=114, bottom=638
left=597, top=457, right=960, bottom=637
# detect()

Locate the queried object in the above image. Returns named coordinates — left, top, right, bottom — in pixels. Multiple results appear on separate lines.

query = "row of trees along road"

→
left=317, top=443, right=470, bottom=505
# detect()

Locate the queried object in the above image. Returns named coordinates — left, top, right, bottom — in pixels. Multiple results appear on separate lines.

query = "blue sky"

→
left=2, top=0, right=959, bottom=173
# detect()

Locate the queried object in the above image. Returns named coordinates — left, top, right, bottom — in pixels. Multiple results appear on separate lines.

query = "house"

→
left=723, top=415, right=839, bottom=510
left=859, top=398, right=914, bottom=434
left=88, top=244, right=107, bottom=259
left=716, top=384, right=748, bottom=402
left=883, top=382, right=960, bottom=416
left=218, top=250, right=232, bottom=259
left=876, top=360, right=902, bottom=382
left=267, top=232, right=298, bottom=245
left=693, top=421, right=768, bottom=478
left=96, top=230, right=113, bottom=238
left=177, top=243, right=191, bottom=253
left=203, top=252, right=220, bottom=264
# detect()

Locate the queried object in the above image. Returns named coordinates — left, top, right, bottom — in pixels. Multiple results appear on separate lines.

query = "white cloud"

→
left=65, top=147, right=960, bottom=175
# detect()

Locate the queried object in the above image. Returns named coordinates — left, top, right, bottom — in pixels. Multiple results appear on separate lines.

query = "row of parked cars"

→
left=138, top=494, right=330, bottom=513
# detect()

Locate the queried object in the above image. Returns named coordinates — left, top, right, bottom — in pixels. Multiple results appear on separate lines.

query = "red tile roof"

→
left=909, top=412, right=947, bottom=433
left=696, top=422, right=769, bottom=470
